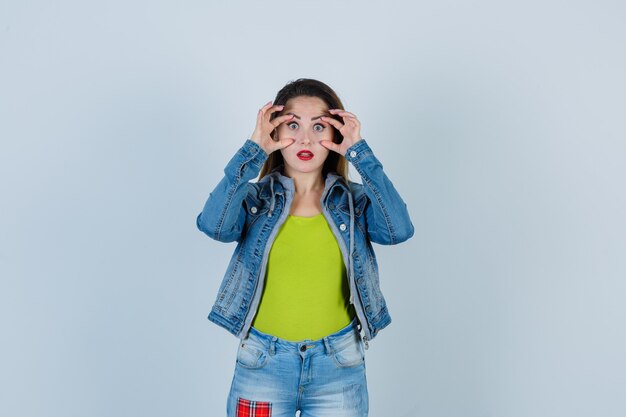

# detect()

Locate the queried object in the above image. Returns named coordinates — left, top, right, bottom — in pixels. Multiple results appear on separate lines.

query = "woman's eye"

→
left=288, top=122, right=298, bottom=129
left=313, top=123, right=325, bottom=132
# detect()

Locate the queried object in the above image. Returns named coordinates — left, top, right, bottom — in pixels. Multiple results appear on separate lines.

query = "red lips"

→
left=297, top=150, right=314, bottom=161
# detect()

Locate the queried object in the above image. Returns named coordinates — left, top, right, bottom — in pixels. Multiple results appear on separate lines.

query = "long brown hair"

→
left=258, top=78, right=349, bottom=180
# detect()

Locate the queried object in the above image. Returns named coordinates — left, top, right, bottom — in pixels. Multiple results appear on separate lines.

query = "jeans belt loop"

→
left=269, top=336, right=277, bottom=356
left=322, top=337, right=332, bottom=356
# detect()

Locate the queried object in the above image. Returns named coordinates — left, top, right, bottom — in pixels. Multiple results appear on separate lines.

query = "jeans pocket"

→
left=236, top=338, right=268, bottom=369
left=331, top=334, right=365, bottom=368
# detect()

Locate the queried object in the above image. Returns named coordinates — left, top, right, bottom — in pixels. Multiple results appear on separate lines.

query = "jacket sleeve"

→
left=196, top=140, right=268, bottom=243
left=346, top=139, right=415, bottom=245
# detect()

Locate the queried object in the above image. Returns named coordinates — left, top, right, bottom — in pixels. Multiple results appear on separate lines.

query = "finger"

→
left=260, top=102, right=282, bottom=116
left=266, top=104, right=285, bottom=116
left=330, top=111, right=358, bottom=120
left=255, top=106, right=264, bottom=126
left=320, top=140, right=342, bottom=154
left=262, top=105, right=285, bottom=123
left=259, top=101, right=273, bottom=112
left=340, top=115, right=360, bottom=131
left=328, top=109, right=356, bottom=117
left=320, top=116, right=344, bottom=130
left=275, top=137, right=295, bottom=150
left=271, top=114, right=294, bottom=127
left=345, top=117, right=360, bottom=128
left=329, top=109, right=357, bottom=117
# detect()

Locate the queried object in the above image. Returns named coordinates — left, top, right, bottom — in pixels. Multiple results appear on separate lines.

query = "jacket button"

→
left=250, top=206, right=258, bottom=214
left=349, top=150, right=357, bottom=158
left=339, top=224, right=347, bottom=231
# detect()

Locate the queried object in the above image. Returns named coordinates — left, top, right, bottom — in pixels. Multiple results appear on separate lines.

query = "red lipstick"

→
left=297, top=150, right=314, bottom=161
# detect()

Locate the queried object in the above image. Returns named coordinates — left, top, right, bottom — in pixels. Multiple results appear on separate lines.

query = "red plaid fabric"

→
left=237, top=397, right=272, bottom=417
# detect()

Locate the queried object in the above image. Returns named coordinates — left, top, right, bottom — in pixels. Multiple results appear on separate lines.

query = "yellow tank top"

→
left=251, top=213, right=355, bottom=341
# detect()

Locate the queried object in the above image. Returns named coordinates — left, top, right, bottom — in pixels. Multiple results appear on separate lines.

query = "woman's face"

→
left=276, top=96, right=334, bottom=176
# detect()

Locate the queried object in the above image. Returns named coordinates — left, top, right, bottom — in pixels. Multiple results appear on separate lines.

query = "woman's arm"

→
left=320, top=109, right=414, bottom=245
left=346, top=139, right=414, bottom=245
left=196, top=102, right=294, bottom=243
left=196, top=140, right=267, bottom=243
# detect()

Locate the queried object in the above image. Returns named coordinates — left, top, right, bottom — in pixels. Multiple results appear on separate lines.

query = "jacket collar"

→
left=258, top=165, right=350, bottom=200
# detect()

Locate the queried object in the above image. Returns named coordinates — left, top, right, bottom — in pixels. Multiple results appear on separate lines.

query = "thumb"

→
left=320, top=140, right=342, bottom=154
left=277, top=137, right=295, bottom=150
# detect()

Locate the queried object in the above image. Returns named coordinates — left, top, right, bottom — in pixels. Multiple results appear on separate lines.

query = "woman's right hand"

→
left=250, top=101, right=295, bottom=154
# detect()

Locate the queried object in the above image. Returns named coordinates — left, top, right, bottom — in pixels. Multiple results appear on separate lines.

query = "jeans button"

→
left=300, top=345, right=306, bottom=352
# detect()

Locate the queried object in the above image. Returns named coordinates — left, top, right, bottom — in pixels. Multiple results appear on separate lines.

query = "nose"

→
left=298, top=130, right=311, bottom=145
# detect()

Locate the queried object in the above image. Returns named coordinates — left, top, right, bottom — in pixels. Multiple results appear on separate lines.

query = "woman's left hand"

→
left=319, top=109, right=363, bottom=156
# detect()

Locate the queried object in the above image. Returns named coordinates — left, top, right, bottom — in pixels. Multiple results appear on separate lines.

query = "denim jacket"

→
left=196, top=139, right=414, bottom=345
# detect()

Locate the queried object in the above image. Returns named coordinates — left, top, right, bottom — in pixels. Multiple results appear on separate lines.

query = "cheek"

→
left=280, top=147, right=299, bottom=161
left=310, top=130, right=333, bottom=147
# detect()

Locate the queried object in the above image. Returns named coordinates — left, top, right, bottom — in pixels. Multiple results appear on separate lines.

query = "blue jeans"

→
left=226, top=318, right=369, bottom=417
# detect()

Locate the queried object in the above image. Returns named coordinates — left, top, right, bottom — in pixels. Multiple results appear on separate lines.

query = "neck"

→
left=284, top=167, right=325, bottom=195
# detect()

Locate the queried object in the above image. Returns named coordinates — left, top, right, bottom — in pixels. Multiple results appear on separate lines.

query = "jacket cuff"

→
left=241, top=139, right=269, bottom=169
left=345, top=139, right=374, bottom=164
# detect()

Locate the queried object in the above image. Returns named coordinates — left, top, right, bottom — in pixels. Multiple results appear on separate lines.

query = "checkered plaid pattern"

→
left=237, top=397, right=272, bottom=417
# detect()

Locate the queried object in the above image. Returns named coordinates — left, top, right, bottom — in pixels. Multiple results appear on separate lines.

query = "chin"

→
left=284, top=158, right=325, bottom=175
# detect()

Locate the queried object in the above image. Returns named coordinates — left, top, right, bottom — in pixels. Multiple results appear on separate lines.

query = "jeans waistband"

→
left=246, top=317, right=361, bottom=356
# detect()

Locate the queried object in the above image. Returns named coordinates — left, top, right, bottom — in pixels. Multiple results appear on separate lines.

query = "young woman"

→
left=196, top=78, right=414, bottom=417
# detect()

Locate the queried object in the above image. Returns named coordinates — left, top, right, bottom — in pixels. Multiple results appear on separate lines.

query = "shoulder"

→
left=347, top=180, right=364, bottom=194
left=245, top=177, right=270, bottom=202
left=323, top=174, right=365, bottom=200
left=343, top=180, right=366, bottom=204
left=247, top=171, right=287, bottom=201
left=328, top=178, right=368, bottom=208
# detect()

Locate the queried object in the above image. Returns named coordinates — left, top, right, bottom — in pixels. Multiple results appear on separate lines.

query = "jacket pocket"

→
left=337, top=193, right=368, bottom=217
left=244, top=197, right=269, bottom=228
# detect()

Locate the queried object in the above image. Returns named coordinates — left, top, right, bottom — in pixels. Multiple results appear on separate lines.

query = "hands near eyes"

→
left=250, top=102, right=363, bottom=157
left=250, top=101, right=295, bottom=155
left=319, top=109, right=363, bottom=156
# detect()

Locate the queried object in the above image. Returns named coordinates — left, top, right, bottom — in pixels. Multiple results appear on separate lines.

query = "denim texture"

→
left=196, top=139, right=414, bottom=343
left=227, top=318, right=368, bottom=417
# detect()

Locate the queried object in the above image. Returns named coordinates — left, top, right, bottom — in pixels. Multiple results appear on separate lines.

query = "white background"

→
left=1, top=1, right=625, bottom=416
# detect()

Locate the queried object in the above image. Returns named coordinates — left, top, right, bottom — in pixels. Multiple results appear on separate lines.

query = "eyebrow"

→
left=285, top=112, right=329, bottom=121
